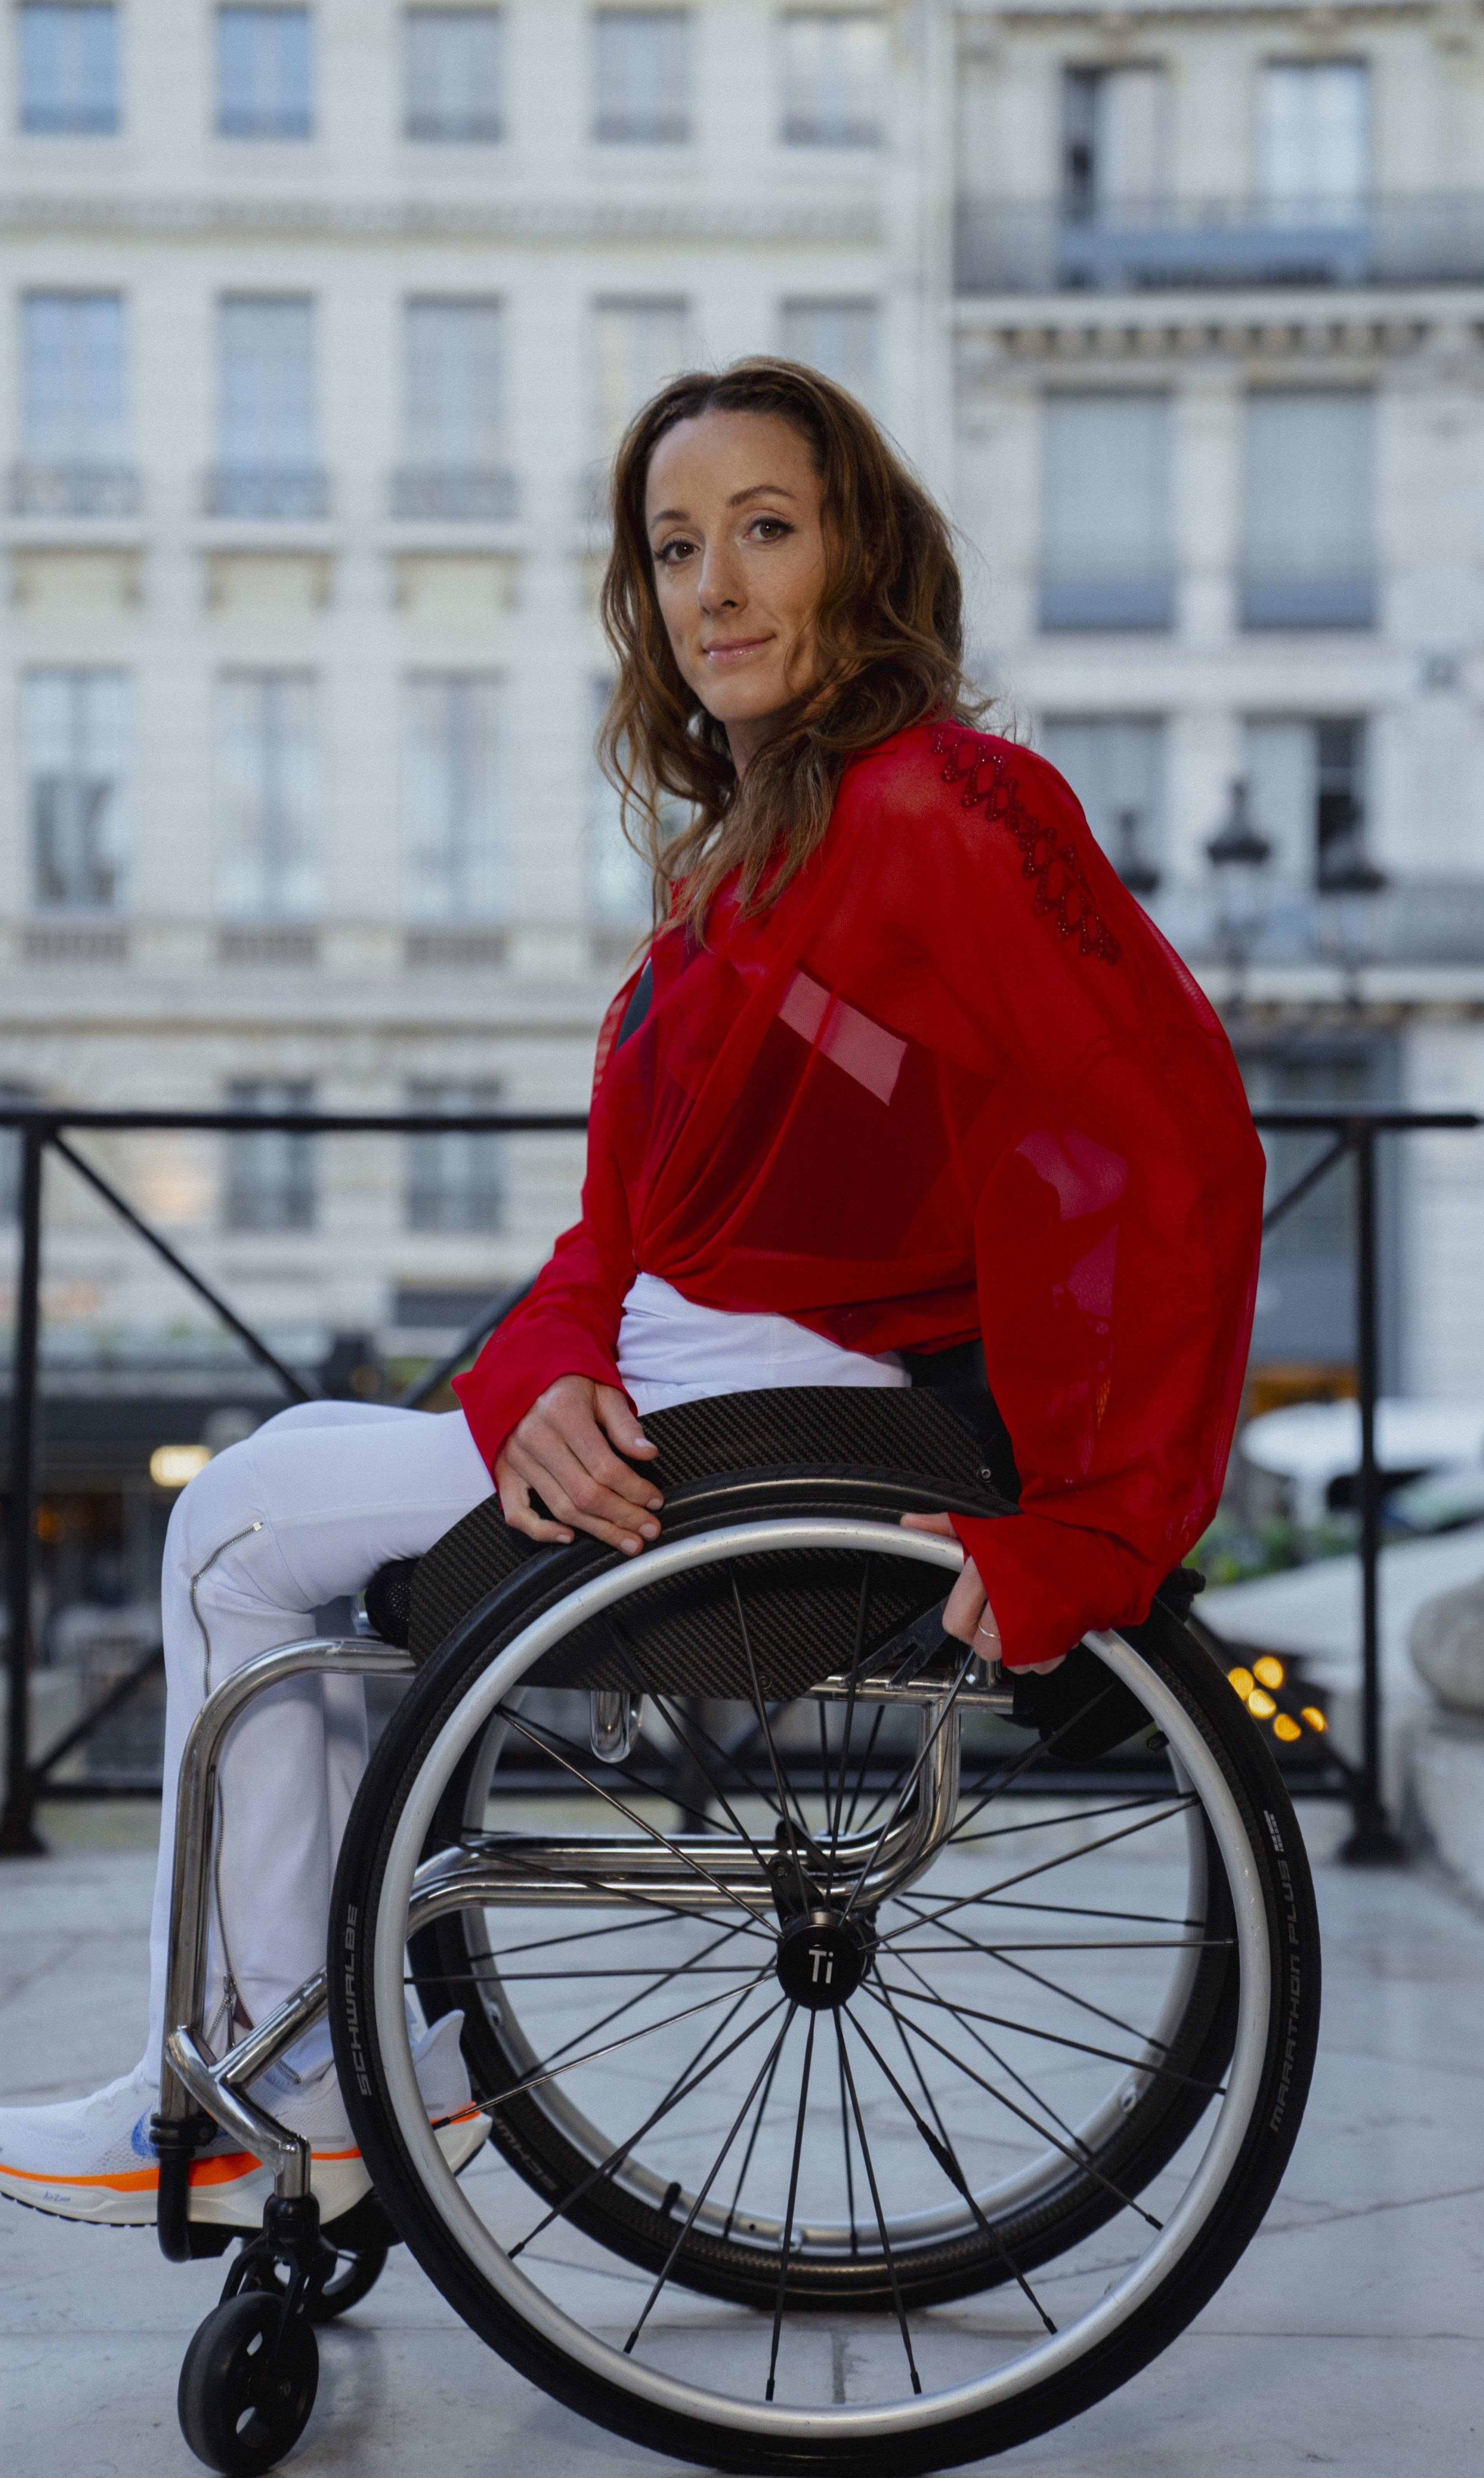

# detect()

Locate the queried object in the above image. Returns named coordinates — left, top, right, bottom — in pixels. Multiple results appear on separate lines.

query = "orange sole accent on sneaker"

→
left=0, top=2150, right=264, bottom=2194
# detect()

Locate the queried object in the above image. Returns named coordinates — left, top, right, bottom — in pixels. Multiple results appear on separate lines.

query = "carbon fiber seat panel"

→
left=364, top=1384, right=1016, bottom=1697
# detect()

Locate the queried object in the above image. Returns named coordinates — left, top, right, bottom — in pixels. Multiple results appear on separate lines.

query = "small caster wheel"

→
left=177, top=2290, right=318, bottom=2475
left=306, top=2240, right=388, bottom=2323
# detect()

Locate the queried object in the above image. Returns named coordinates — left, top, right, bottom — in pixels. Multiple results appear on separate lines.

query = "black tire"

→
left=306, top=2240, right=388, bottom=2323
left=177, top=2291, right=319, bottom=2476
left=332, top=1476, right=1320, bottom=2475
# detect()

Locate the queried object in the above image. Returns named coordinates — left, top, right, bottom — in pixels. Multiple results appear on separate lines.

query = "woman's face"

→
left=644, top=409, right=829, bottom=764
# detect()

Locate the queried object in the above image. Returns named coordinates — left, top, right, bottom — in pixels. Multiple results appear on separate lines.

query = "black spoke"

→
left=483, top=1965, right=777, bottom=2115
left=873, top=1972, right=1226, bottom=2096
left=510, top=1987, right=784, bottom=2263
left=624, top=2011, right=796, bottom=2358
left=890, top=1946, right=1097, bottom=2168
left=731, top=1572, right=813, bottom=1914
left=873, top=1795, right=1200, bottom=1949
left=836, top=2035, right=859, bottom=2256
left=841, top=1701, right=886, bottom=1836
left=485, top=1913, right=764, bottom=2093
left=839, top=1655, right=976, bottom=1925
left=946, top=1791, right=1193, bottom=1856
left=721, top=2027, right=788, bottom=2242
left=765, top=2011, right=816, bottom=2403
left=497, top=1702, right=774, bottom=1936
left=644, top=1686, right=778, bottom=1872
left=849, top=1995, right=1056, bottom=2335
left=859, top=1979, right=1162, bottom=2232
left=871, top=1936, right=1229, bottom=1958
left=835, top=2018, right=922, bottom=2394
left=827, top=1559, right=874, bottom=1860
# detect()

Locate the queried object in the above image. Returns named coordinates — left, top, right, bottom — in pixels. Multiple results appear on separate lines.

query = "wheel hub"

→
left=774, top=1909, right=869, bottom=2011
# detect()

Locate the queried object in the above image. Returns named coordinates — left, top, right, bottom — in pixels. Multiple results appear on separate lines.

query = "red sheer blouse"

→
left=454, top=723, right=1264, bottom=1669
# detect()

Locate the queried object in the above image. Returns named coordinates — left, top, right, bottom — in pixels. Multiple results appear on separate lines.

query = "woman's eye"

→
left=656, top=537, right=696, bottom=567
left=751, top=518, right=792, bottom=542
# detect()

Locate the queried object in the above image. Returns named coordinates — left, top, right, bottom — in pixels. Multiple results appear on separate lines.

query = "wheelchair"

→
left=151, top=1384, right=1320, bottom=2476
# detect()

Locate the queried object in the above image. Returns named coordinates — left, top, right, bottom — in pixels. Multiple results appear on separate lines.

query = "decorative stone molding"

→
left=0, top=190, right=882, bottom=247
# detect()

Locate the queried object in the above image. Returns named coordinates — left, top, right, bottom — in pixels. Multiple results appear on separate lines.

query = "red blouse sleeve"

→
left=837, top=728, right=1265, bottom=1668
left=452, top=978, right=639, bottom=1468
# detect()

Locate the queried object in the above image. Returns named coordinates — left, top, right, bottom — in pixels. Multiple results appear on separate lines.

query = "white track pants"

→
left=144, top=1401, right=495, bottom=2076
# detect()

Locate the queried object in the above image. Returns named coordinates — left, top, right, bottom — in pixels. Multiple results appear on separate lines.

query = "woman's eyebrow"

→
left=727, top=483, right=798, bottom=508
left=647, top=482, right=799, bottom=530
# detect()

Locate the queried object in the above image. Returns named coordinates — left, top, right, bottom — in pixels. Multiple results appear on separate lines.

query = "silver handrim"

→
left=370, top=1520, right=1273, bottom=2441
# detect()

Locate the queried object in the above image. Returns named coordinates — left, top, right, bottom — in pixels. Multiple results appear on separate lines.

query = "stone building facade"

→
left=3, top=0, right=1484, bottom=1507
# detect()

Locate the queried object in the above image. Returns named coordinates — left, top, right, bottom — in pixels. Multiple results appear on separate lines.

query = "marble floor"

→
left=1, top=1797, right=1481, bottom=2478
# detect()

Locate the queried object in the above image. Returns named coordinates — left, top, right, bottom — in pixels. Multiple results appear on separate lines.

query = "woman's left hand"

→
left=898, top=1511, right=1002, bottom=1663
left=898, top=1512, right=1065, bottom=1674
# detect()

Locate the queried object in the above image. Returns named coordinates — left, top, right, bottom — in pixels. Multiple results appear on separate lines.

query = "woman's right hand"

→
left=495, top=1375, right=663, bottom=1555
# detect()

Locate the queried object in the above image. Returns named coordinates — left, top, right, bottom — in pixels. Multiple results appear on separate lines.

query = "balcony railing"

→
left=956, top=193, right=1484, bottom=295
left=390, top=465, right=519, bottom=523
left=8, top=462, right=141, bottom=519
left=204, top=465, right=330, bottom=521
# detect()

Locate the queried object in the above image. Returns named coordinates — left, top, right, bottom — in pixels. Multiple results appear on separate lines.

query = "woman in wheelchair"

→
left=2, top=361, right=1307, bottom=2475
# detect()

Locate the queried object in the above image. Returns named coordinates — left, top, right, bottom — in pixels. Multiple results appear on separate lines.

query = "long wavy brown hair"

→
left=597, top=358, right=987, bottom=931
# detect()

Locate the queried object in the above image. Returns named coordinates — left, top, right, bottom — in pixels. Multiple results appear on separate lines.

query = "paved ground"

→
left=2, top=1797, right=1481, bottom=2477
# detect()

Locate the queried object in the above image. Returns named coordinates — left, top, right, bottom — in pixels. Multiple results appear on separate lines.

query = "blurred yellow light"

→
left=1227, top=1666, right=1255, bottom=1700
left=1246, top=1688, right=1277, bottom=1720
left=1300, top=1705, right=1327, bottom=1733
left=1272, top=1713, right=1302, bottom=1743
left=1253, top=1656, right=1285, bottom=1689
left=150, top=1443, right=211, bottom=1489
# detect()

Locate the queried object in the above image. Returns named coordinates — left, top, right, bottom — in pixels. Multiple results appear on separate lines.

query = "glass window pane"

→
left=587, top=679, right=661, bottom=925
left=1041, top=393, right=1173, bottom=629
left=402, top=675, right=506, bottom=922
left=216, top=5, right=312, bottom=140
left=404, top=300, right=505, bottom=465
left=23, top=668, right=129, bottom=912
left=19, top=3, right=117, bottom=135
left=224, top=1079, right=316, bottom=1231
left=778, top=299, right=879, bottom=406
left=22, top=292, right=125, bottom=458
left=1242, top=390, right=1374, bottom=627
left=403, top=7, right=504, bottom=140
left=1258, top=61, right=1369, bottom=220
left=405, top=1079, right=505, bottom=1232
left=781, top=11, right=885, bottom=147
left=593, top=9, right=691, bottom=143
left=215, top=672, right=321, bottom=920
left=218, top=295, right=315, bottom=464
left=1038, top=716, right=1165, bottom=885
left=591, top=297, right=691, bottom=460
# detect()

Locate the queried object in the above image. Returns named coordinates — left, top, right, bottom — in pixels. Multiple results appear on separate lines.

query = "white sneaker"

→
left=0, top=2014, right=486, bottom=2232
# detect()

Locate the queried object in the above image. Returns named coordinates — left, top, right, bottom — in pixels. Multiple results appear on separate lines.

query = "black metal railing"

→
left=955, top=193, right=1484, bottom=295
left=1, top=1102, right=1478, bottom=1862
left=0, top=1104, right=582, bottom=1852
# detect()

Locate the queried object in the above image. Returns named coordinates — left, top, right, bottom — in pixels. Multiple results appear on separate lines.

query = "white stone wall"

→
left=0, top=0, right=932, bottom=1362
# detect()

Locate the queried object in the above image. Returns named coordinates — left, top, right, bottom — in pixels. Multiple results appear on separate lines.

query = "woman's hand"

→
left=898, top=1512, right=1065, bottom=1673
left=496, top=1375, right=662, bottom=1555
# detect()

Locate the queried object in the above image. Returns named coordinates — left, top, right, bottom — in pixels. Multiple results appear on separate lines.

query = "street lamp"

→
left=1317, top=831, right=1387, bottom=1001
left=1206, top=777, right=1273, bottom=993
left=1113, top=804, right=1160, bottom=898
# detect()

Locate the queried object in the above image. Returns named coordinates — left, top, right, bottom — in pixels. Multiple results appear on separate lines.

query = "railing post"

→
left=2, top=1123, right=46, bottom=1855
left=1341, top=1121, right=1407, bottom=1866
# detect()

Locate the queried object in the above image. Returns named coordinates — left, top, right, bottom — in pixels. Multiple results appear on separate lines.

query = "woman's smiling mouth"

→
left=703, top=636, right=773, bottom=663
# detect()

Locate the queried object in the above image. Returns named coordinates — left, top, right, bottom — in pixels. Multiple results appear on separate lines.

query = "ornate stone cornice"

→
left=0, top=189, right=882, bottom=248
left=955, top=303, right=1458, bottom=375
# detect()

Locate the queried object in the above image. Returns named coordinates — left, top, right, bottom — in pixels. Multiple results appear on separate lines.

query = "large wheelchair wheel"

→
left=331, top=1407, right=1318, bottom=2475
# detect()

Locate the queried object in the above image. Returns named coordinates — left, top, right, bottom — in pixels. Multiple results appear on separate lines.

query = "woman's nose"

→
left=697, top=547, right=742, bottom=613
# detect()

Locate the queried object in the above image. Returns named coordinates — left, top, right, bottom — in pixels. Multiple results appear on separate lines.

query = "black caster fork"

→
left=177, top=2195, right=323, bottom=2475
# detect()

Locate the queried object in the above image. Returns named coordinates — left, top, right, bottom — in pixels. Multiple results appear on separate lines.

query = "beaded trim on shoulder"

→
left=930, top=727, right=1122, bottom=965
